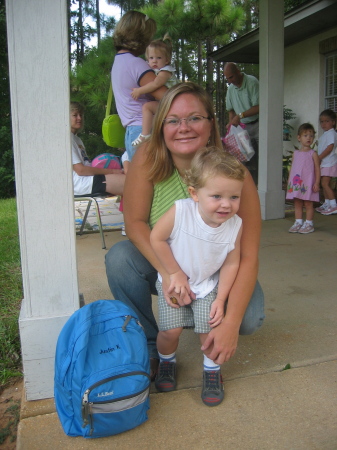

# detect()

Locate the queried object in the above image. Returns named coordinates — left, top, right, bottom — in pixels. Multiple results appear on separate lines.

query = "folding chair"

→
left=74, top=193, right=106, bottom=249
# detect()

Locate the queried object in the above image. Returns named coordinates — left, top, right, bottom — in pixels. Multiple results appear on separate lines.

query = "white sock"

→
left=305, top=220, right=313, bottom=225
left=295, top=219, right=303, bottom=225
left=203, top=354, right=220, bottom=371
left=158, top=351, right=176, bottom=363
left=330, top=199, right=336, bottom=208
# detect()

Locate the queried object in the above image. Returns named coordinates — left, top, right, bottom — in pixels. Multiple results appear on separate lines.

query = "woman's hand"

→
left=201, top=317, right=240, bottom=364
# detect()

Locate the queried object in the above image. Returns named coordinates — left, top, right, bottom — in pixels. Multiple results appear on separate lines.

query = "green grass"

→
left=0, top=400, right=20, bottom=444
left=0, top=199, right=23, bottom=388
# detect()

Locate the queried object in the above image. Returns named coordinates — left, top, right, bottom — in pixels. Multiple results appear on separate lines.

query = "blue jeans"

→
left=105, top=240, right=265, bottom=359
left=125, top=125, right=142, bottom=161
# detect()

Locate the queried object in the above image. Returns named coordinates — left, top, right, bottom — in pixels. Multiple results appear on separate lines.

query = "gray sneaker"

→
left=201, top=370, right=224, bottom=407
left=155, top=361, right=176, bottom=392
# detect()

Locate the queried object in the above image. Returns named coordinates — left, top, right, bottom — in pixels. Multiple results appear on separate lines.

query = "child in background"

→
left=121, top=150, right=130, bottom=175
left=119, top=151, right=129, bottom=236
left=131, top=35, right=178, bottom=147
left=315, top=109, right=337, bottom=215
left=286, top=123, right=320, bottom=234
left=150, top=147, right=244, bottom=407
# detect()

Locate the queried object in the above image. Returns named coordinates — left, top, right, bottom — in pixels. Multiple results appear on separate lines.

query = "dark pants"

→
left=244, top=121, right=259, bottom=185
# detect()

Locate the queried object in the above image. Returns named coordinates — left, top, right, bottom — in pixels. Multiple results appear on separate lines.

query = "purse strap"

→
left=105, top=83, right=113, bottom=118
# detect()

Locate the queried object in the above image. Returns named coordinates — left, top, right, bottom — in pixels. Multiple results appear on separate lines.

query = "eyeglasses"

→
left=163, top=115, right=210, bottom=127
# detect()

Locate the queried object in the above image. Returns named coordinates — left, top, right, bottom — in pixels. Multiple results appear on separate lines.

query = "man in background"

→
left=225, top=62, right=259, bottom=184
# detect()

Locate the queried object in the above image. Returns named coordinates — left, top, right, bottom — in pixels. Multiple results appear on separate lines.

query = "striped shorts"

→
left=156, top=280, right=218, bottom=334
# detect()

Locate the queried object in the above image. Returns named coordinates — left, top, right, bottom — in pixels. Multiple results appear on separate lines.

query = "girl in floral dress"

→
left=286, top=123, right=320, bottom=234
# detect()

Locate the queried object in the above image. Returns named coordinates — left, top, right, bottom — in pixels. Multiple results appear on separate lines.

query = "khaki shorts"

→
left=156, top=280, right=218, bottom=334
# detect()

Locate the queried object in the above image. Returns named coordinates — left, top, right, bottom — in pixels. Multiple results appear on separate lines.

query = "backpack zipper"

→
left=81, top=371, right=150, bottom=435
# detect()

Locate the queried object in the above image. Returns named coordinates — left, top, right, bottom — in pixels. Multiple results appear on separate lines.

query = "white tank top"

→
left=158, top=198, right=242, bottom=298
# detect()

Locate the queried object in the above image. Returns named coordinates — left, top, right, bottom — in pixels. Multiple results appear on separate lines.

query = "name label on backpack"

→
left=100, top=345, right=121, bottom=354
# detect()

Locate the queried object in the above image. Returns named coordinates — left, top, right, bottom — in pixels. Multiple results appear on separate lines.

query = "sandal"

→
left=132, top=133, right=151, bottom=147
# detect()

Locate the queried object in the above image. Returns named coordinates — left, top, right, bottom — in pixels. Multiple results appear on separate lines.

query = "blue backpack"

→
left=54, top=300, right=150, bottom=438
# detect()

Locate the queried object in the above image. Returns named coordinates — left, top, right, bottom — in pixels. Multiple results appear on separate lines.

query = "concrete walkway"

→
left=17, top=211, right=337, bottom=449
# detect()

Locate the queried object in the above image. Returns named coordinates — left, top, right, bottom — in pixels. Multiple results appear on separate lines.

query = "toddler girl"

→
left=131, top=35, right=178, bottom=147
left=315, top=109, right=337, bottom=215
left=286, top=123, right=320, bottom=233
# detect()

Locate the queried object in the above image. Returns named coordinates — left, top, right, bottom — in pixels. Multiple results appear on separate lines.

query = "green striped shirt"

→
left=149, top=169, right=189, bottom=229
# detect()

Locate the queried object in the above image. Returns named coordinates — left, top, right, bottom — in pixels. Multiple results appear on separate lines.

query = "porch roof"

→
left=210, top=0, right=337, bottom=64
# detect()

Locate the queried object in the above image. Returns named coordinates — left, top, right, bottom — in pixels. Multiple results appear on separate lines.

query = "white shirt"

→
left=71, top=133, right=93, bottom=195
left=318, top=128, right=337, bottom=168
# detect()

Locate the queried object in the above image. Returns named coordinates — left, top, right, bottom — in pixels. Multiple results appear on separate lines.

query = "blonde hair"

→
left=70, top=101, right=84, bottom=133
left=113, top=11, right=156, bottom=56
left=185, top=146, right=245, bottom=189
left=144, top=82, right=223, bottom=184
left=145, top=34, right=173, bottom=64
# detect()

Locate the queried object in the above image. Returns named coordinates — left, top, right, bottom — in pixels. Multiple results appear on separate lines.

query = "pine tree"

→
left=0, top=0, right=15, bottom=197
left=70, top=37, right=119, bottom=157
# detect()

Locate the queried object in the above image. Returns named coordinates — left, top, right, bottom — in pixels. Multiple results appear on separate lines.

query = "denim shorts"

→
left=125, top=125, right=142, bottom=161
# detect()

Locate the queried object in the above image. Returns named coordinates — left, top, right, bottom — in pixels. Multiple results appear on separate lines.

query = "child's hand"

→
left=313, top=183, right=320, bottom=193
left=208, top=299, right=225, bottom=328
left=131, top=88, right=141, bottom=100
left=167, top=270, right=194, bottom=307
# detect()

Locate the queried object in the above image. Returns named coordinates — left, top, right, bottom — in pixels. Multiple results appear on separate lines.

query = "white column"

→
left=258, top=0, right=285, bottom=219
left=6, top=0, right=79, bottom=400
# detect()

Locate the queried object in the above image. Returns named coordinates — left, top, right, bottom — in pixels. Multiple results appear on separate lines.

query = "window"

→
left=325, top=53, right=337, bottom=111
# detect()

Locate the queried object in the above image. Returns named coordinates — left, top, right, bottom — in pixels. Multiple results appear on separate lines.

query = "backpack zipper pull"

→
left=81, top=389, right=90, bottom=426
left=122, top=315, right=132, bottom=331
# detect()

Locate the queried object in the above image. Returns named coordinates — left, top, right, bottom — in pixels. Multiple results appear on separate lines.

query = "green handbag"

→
left=102, top=83, right=125, bottom=148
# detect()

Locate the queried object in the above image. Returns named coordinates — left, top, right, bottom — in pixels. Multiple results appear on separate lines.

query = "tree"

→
left=106, top=0, right=158, bottom=15
left=142, top=0, right=244, bottom=91
left=96, top=0, right=101, bottom=44
left=69, top=0, right=97, bottom=65
left=187, top=0, right=244, bottom=91
left=70, top=37, right=120, bottom=158
left=233, top=0, right=258, bottom=33
left=284, top=0, right=307, bottom=13
left=0, top=0, right=15, bottom=198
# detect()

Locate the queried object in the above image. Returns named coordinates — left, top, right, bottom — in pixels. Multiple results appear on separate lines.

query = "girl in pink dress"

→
left=286, top=123, right=320, bottom=234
